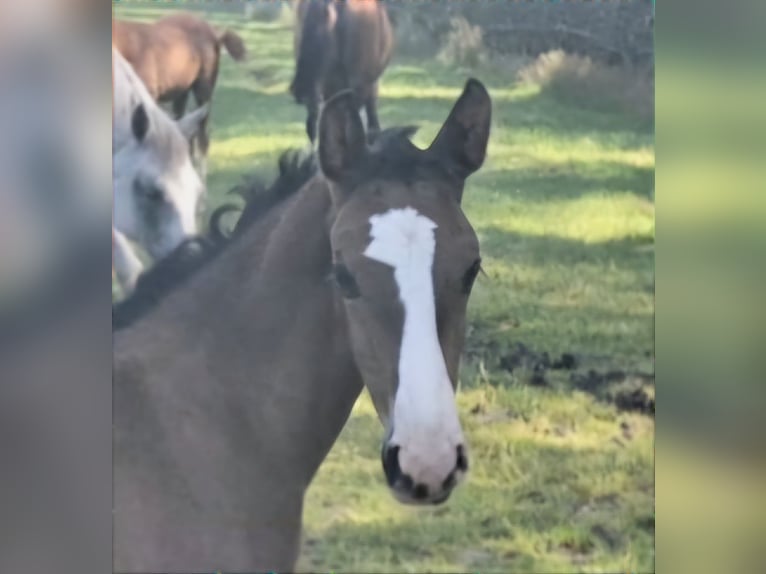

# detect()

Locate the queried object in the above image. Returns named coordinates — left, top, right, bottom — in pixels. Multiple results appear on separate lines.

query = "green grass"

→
left=115, top=3, right=655, bottom=572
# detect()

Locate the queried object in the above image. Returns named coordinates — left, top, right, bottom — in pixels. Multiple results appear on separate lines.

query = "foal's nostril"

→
left=382, top=445, right=417, bottom=492
left=456, top=445, right=468, bottom=472
left=382, top=444, right=402, bottom=488
left=413, top=483, right=429, bottom=500
left=383, top=442, right=465, bottom=503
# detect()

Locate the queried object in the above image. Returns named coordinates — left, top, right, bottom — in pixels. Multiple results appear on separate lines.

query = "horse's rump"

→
left=337, top=0, right=392, bottom=88
left=155, top=12, right=246, bottom=62
left=292, top=0, right=392, bottom=102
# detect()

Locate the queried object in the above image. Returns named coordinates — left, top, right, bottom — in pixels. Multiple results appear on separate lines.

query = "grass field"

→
left=114, top=3, right=655, bottom=572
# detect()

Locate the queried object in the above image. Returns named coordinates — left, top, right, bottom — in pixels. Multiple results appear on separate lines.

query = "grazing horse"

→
left=113, top=13, right=247, bottom=180
left=290, top=0, right=393, bottom=142
left=113, top=46, right=208, bottom=295
left=113, top=78, right=491, bottom=572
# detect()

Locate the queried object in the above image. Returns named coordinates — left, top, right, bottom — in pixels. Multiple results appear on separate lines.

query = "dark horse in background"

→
left=113, top=13, right=247, bottom=180
left=290, top=0, right=393, bottom=142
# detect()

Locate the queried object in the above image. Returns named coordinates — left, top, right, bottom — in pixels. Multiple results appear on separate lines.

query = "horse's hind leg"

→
left=172, top=92, right=189, bottom=120
left=188, top=99, right=210, bottom=183
left=172, top=93, right=196, bottom=163
left=364, top=82, right=382, bottom=137
left=306, top=94, right=320, bottom=144
left=192, top=72, right=217, bottom=185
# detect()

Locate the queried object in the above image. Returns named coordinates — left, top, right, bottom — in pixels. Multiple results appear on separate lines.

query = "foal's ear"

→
left=317, top=90, right=366, bottom=184
left=177, top=103, right=210, bottom=142
left=131, top=104, right=150, bottom=143
left=428, top=78, right=492, bottom=181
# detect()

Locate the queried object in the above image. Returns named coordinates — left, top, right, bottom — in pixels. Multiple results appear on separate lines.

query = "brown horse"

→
left=290, top=0, right=393, bottom=142
left=113, top=78, right=491, bottom=571
left=113, top=12, right=247, bottom=179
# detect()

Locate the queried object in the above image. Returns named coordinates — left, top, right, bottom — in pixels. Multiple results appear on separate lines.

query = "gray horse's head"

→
left=113, top=102, right=207, bottom=260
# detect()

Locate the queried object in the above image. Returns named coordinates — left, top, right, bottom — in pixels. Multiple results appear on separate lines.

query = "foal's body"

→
left=114, top=183, right=358, bottom=570
left=114, top=80, right=491, bottom=571
left=291, top=0, right=393, bottom=141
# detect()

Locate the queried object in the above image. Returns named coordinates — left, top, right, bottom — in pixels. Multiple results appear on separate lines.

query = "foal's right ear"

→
left=131, top=104, right=150, bottom=143
left=428, top=78, right=492, bottom=180
left=317, top=90, right=366, bottom=184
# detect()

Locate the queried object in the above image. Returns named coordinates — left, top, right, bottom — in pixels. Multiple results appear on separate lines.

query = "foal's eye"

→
left=333, top=263, right=361, bottom=299
left=462, top=258, right=482, bottom=294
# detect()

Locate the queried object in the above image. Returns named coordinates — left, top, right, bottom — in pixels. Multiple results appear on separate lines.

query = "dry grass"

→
left=390, top=9, right=443, bottom=59
left=437, top=16, right=488, bottom=68
left=242, top=1, right=287, bottom=23
left=519, top=50, right=654, bottom=124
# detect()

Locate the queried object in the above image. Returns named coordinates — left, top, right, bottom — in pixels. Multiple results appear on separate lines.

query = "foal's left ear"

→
left=177, top=103, right=210, bottom=142
left=317, top=90, right=366, bottom=185
left=428, top=78, right=492, bottom=182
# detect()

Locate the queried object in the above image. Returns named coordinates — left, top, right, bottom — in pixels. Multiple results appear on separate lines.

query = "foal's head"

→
left=113, top=102, right=208, bottom=260
left=318, top=79, right=491, bottom=505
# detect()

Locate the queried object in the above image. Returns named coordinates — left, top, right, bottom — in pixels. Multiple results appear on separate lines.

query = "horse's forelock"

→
left=368, top=125, right=420, bottom=152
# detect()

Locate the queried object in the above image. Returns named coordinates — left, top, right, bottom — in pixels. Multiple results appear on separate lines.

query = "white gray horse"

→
left=112, top=46, right=208, bottom=294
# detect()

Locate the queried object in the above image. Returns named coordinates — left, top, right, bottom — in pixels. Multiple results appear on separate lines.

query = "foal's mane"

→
left=112, top=148, right=316, bottom=331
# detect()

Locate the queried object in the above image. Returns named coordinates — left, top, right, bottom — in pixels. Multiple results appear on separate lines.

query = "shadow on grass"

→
left=503, top=91, right=655, bottom=139
left=210, top=82, right=653, bottom=159
left=459, top=227, right=653, bottom=373
left=380, top=89, right=654, bottom=144
left=210, top=86, right=305, bottom=134
left=476, top=161, right=655, bottom=203
left=476, top=227, right=654, bottom=272
left=464, top=301, right=653, bottom=371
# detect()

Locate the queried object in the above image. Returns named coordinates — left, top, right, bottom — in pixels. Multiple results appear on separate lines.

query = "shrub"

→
left=242, top=1, right=287, bottom=23
left=437, top=17, right=488, bottom=68
left=389, top=7, right=444, bottom=59
left=519, top=50, right=654, bottom=124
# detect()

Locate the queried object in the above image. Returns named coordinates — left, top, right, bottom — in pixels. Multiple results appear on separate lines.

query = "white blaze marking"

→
left=364, top=207, right=464, bottom=488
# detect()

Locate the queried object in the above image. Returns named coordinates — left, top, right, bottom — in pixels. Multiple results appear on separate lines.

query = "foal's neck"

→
left=114, top=180, right=364, bottom=570
left=205, top=180, right=363, bottom=484
left=245, top=181, right=364, bottom=482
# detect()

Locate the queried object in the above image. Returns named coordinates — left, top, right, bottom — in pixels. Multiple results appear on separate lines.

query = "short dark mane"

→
left=233, top=148, right=317, bottom=235
left=356, top=124, right=458, bottom=187
left=112, top=148, right=317, bottom=331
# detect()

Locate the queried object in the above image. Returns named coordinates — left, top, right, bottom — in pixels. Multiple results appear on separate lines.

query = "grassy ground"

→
left=114, top=3, right=655, bottom=572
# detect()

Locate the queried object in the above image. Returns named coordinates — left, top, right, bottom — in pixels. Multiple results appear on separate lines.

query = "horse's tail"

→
left=217, top=29, right=247, bottom=62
